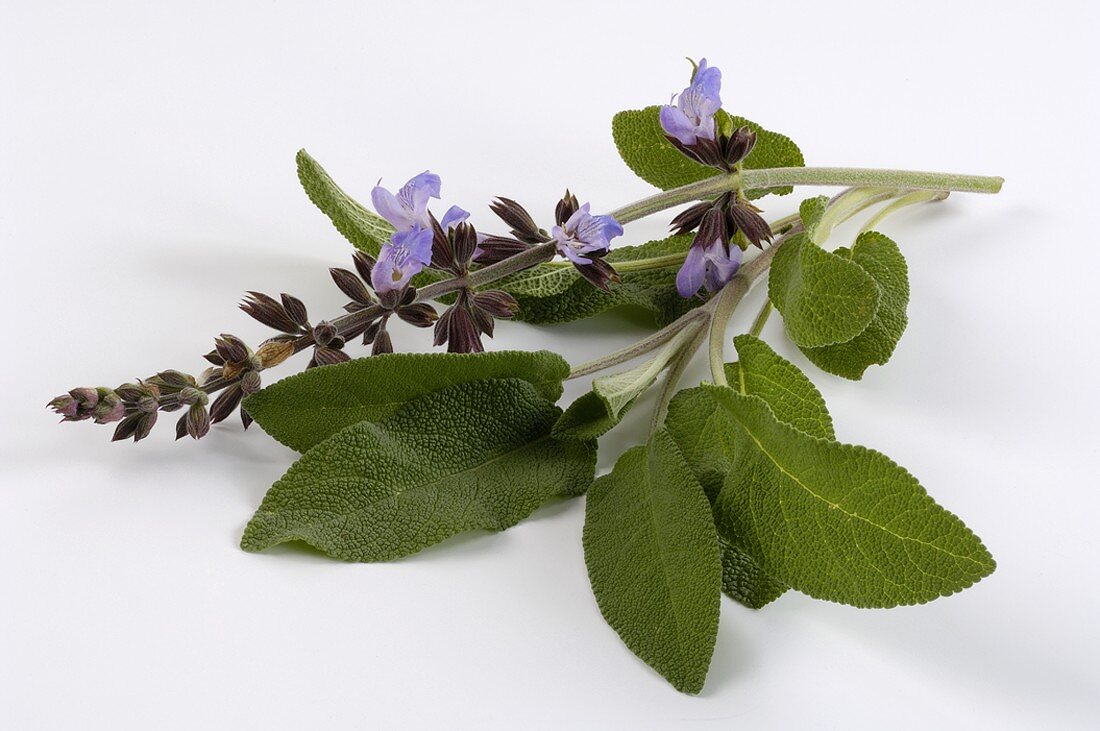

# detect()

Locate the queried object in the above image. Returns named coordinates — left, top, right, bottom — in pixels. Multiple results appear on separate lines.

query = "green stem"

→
left=742, top=167, right=1002, bottom=195
left=609, top=166, right=1002, bottom=224
left=567, top=308, right=711, bottom=379
left=860, top=190, right=949, bottom=233
left=748, top=298, right=772, bottom=338
left=651, top=323, right=707, bottom=431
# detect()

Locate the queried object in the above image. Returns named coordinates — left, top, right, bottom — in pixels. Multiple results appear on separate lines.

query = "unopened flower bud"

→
left=178, top=386, right=207, bottom=407
left=70, top=387, right=99, bottom=408
left=48, top=395, right=80, bottom=420
left=240, top=370, right=262, bottom=395
left=256, top=340, right=294, bottom=368
left=137, top=395, right=159, bottom=413
left=93, top=392, right=125, bottom=423
left=313, top=321, right=338, bottom=346
left=186, top=403, right=210, bottom=439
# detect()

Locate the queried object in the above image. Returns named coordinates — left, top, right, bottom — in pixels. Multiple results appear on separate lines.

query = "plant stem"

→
left=567, top=308, right=711, bottom=379
left=748, top=299, right=772, bottom=338
left=860, top=190, right=949, bottom=233
left=608, top=166, right=1002, bottom=224
left=651, top=323, right=707, bottom=431
left=744, top=167, right=1002, bottom=194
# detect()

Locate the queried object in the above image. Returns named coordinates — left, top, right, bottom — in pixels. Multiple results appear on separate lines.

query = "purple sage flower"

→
left=371, top=226, right=434, bottom=293
left=371, top=171, right=442, bottom=231
left=659, top=58, right=722, bottom=146
left=551, top=203, right=624, bottom=265
left=676, top=239, right=742, bottom=298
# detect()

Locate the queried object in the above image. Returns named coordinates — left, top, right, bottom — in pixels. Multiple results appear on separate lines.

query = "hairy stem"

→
left=567, top=308, right=711, bottom=379
left=860, top=190, right=949, bottom=233
left=651, top=323, right=707, bottom=431
left=609, top=166, right=1001, bottom=224
left=748, top=299, right=772, bottom=338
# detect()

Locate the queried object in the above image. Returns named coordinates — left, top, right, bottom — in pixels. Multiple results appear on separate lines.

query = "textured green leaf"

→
left=718, top=535, right=787, bottom=610
left=801, top=231, right=910, bottom=379
left=707, top=386, right=996, bottom=608
left=242, top=379, right=596, bottom=562
left=297, top=149, right=394, bottom=254
left=583, top=430, right=721, bottom=694
left=768, top=232, right=881, bottom=348
left=611, top=107, right=804, bottom=198
left=244, top=351, right=570, bottom=452
left=666, top=335, right=834, bottom=502
left=798, top=195, right=829, bottom=239
left=666, top=335, right=833, bottom=608
left=552, top=391, right=622, bottom=441
left=510, top=234, right=699, bottom=326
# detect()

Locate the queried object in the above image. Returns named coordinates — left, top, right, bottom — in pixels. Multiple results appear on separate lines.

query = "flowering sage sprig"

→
left=47, top=57, right=1005, bottom=697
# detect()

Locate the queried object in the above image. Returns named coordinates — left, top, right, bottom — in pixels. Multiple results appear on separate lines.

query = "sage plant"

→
left=48, top=58, right=1004, bottom=695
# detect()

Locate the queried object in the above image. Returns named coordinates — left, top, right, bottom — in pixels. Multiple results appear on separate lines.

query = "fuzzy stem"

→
left=567, top=308, right=711, bottom=379
left=860, top=190, right=949, bottom=233
left=609, top=166, right=1001, bottom=224
left=748, top=299, right=772, bottom=338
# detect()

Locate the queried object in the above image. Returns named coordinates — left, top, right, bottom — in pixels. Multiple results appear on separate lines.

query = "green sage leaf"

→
left=611, top=107, right=804, bottom=198
left=296, top=149, right=393, bottom=255
left=241, top=378, right=596, bottom=561
left=718, top=535, right=788, bottom=610
left=666, top=335, right=834, bottom=609
left=801, top=231, right=910, bottom=379
left=707, top=386, right=996, bottom=608
left=768, top=232, right=881, bottom=348
left=245, top=350, right=570, bottom=453
left=666, top=334, right=834, bottom=501
left=583, top=430, right=721, bottom=694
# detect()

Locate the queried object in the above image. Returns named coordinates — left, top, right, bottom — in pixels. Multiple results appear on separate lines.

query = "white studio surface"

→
left=2, top=1, right=1098, bottom=728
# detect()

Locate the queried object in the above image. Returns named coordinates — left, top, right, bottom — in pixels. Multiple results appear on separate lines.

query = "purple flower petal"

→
left=440, top=204, right=470, bottom=231
left=371, top=184, right=415, bottom=230
left=677, top=245, right=708, bottom=298
left=371, top=226, right=434, bottom=293
left=703, top=243, right=742, bottom=292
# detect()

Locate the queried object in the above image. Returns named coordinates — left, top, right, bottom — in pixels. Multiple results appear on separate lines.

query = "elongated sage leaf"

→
left=801, top=231, right=909, bottom=379
left=583, top=430, right=721, bottom=694
left=707, top=386, right=995, bottom=608
left=245, top=350, right=570, bottom=452
left=242, top=378, right=596, bottom=561
left=666, top=335, right=832, bottom=607
left=297, top=149, right=394, bottom=254
left=611, top=107, right=803, bottom=198
left=667, top=334, right=834, bottom=501
left=768, top=232, right=881, bottom=348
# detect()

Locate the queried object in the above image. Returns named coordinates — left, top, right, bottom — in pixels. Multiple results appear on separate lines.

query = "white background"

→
left=2, top=1, right=1098, bottom=728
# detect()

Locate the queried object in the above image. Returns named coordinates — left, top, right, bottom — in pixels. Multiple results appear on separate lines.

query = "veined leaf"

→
left=242, top=379, right=596, bottom=562
left=707, top=386, right=996, bottom=608
left=666, top=335, right=832, bottom=608
left=297, top=149, right=393, bottom=254
left=611, top=107, right=803, bottom=198
left=801, top=231, right=910, bottom=379
left=583, top=430, right=721, bottom=694
left=666, top=334, right=834, bottom=501
left=245, top=351, right=570, bottom=452
left=768, top=232, right=881, bottom=348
